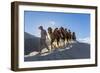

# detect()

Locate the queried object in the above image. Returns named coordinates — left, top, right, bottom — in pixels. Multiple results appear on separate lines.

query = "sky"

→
left=24, top=11, right=90, bottom=43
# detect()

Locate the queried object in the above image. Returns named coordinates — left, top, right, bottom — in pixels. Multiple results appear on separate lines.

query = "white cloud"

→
left=42, top=20, right=58, bottom=30
left=50, top=21, right=56, bottom=26
left=78, top=37, right=90, bottom=44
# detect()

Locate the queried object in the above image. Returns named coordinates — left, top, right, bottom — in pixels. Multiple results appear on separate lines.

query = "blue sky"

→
left=24, top=11, right=90, bottom=40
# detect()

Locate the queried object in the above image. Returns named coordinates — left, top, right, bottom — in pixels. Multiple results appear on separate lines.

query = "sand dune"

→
left=24, top=42, right=90, bottom=61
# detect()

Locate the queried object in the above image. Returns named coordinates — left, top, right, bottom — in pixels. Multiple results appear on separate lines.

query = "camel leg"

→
left=51, top=39, right=56, bottom=50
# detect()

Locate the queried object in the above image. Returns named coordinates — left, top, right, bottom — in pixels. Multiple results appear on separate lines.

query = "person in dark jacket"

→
left=72, top=32, right=76, bottom=41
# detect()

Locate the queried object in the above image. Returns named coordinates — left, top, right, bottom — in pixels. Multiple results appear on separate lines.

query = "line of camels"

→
left=47, top=27, right=76, bottom=49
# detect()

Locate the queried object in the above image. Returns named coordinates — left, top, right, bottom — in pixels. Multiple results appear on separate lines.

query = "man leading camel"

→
left=38, top=26, right=50, bottom=54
